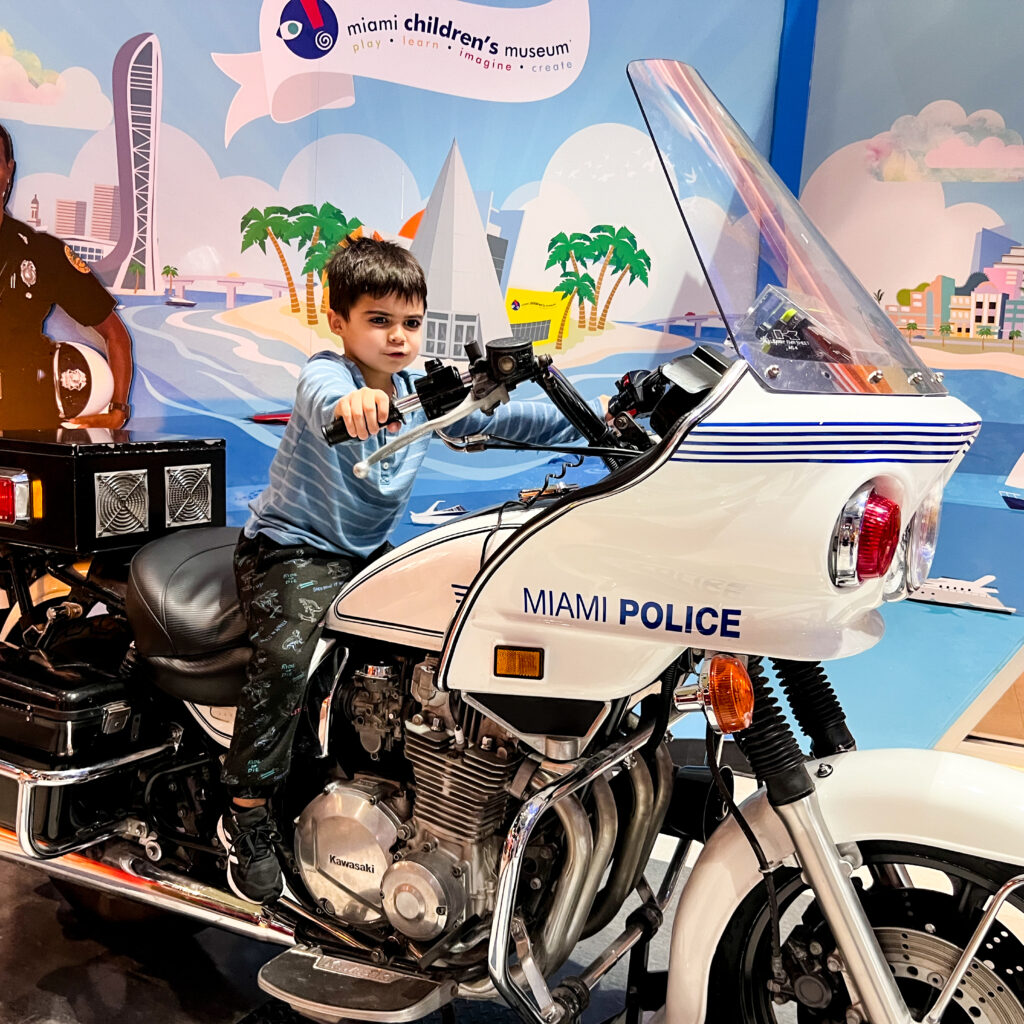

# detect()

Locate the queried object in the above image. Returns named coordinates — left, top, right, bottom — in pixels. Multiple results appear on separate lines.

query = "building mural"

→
left=799, top=0, right=1024, bottom=761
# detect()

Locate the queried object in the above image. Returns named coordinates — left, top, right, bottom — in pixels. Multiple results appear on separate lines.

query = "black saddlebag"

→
left=0, top=630, right=151, bottom=841
left=0, top=635, right=143, bottom=766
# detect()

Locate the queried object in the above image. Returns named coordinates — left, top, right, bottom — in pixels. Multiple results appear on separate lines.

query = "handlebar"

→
left=318, top=336, right=710, bottom=481
left=352, top=386, right=510, bottom=479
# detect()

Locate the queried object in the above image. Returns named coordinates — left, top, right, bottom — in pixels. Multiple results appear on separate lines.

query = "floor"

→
left=0, top=857, right=679, bottom=1024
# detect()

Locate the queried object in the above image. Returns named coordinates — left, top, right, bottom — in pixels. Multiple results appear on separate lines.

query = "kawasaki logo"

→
left=329, top=853, right=375, bottom=873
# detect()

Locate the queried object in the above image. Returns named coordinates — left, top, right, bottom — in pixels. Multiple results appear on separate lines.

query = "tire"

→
left=706, top=841, right=1024, bottom=1023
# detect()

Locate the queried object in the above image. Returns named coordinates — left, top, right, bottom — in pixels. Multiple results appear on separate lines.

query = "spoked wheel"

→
left=706, top=841, right=1024, bottom=1022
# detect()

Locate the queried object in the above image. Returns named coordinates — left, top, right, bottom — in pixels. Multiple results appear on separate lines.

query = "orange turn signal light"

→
left=705, top=655, right=755, bottom=734
left=494, top=646, right=544, bottom=680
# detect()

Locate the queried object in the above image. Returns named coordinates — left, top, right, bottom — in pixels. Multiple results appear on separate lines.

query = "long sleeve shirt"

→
left=245, top=351, right=598, bottom=557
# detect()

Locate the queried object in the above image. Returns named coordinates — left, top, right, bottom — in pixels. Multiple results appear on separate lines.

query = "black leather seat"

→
left=126, top=527, right=249, bottom=706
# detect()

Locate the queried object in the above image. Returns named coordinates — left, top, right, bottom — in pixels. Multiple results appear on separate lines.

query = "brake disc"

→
left=875, top=926, right=1022, bottom=1024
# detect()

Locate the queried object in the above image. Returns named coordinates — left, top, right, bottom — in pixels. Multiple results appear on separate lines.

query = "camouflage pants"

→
left=221, top=532, right=359, bottom=797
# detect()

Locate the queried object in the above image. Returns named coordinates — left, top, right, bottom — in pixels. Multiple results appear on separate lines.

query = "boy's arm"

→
left=298, top=358, right=401, bottom=441
left=294, top=357, right=358, bottom=433
left=450, top=395, right=605, bottom=447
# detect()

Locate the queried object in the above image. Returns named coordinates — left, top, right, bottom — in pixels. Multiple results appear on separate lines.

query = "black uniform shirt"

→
left=0, top=215, right=116, bottom=427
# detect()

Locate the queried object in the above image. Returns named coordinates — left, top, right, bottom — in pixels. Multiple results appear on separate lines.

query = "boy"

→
left=220, top=237, right=603, bottom=903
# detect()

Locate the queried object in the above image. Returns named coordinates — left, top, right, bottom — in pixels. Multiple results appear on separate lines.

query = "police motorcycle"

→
left=0, top=59, right=1023, bottom=1024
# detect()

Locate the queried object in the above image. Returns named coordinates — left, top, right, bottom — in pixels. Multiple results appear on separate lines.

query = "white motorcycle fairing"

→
left=325, top=508, right=536, bottom=650
left=437, top=365, right=979, bottom=701
left=661, top=747, right=1024, bottom=1024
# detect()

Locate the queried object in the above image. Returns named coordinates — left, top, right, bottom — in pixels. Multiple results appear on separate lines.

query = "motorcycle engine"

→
left=294, top=656, right=520, bottom=942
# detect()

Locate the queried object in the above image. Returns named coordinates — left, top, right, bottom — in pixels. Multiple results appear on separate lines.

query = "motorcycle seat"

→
left=126, top=527, right=248, bottom=706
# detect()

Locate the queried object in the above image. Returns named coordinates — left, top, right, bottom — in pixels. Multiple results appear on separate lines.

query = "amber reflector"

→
left=707, top=655, right=755, bottom=733
left=494, top=646, right=544, bottom=679
left=31, top=479, right=43, bottom=519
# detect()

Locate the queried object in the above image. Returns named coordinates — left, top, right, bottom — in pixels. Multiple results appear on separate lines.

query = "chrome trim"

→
left=535, top=794, right=592, bottom=973
left=438, top=360, right=749, bottom=689
left=583, top=755, right=653, bottom=938
left=317, top=646, right=349, bottom=757
left=629, top=742, right=674, bottom=892
left=774, top=791, right=914, bottom=1024
left=0, top=738, right=178, bottom=858
left=562, top=774, right=617, bottom=960
left=0, top=827, right=294, bottom=945
left=922, top=872, right=1024, bottom=1024
left=487, top=716, right=675, bottom=1024
left=830, top=483, right=872, bottom=588
left=353, top=387, right=508, bottom=480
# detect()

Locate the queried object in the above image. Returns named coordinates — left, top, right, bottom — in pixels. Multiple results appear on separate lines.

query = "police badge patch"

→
left=19, top=260, right=36, bottom=287
left=63, top=245, right=90, bottom=274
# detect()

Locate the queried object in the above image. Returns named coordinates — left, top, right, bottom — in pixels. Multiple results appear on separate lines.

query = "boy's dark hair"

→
left=327, top=237, right=427, bottom=318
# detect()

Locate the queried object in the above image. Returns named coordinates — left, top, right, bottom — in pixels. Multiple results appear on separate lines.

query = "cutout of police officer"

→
left=0, top=121, right=134, bottom=431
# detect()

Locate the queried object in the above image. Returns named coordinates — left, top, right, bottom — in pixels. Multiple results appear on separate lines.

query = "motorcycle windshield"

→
left=627, top=60, right=945, bottom=397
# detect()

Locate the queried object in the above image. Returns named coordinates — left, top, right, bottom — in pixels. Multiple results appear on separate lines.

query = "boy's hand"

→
left=333, top=388, right=400, bottom=441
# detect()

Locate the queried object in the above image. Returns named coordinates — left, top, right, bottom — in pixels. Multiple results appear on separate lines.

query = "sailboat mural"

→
left=1000, top=452, right=1024, bottom=511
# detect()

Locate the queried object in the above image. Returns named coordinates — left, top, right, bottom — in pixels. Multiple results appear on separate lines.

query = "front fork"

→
left=773, top=789, right=913, bottom=1023
left=735, top=659, right=914, bottom=1023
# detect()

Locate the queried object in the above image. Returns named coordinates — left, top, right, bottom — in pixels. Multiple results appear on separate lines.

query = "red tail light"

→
left=831, top=484, right=902, bottom=588
left=856, top=492, right=901, bottom=580
left=0, top=469, right=30, bottom=526
left=0, top=477, right=15, bottom=524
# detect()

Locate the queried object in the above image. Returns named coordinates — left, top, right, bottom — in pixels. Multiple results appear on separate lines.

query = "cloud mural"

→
left=803, top=141, right=1004, bottom=298
left=868, top=100, right=1024, bottom=182
left=508, top=122, right=721, bottom=320
left=0, top=30, right=112, bottom=129
left=11, top=125, right=423, bottom=280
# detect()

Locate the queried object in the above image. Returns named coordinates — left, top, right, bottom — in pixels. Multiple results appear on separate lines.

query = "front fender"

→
left=662, top=747, right=1024, bottom=1024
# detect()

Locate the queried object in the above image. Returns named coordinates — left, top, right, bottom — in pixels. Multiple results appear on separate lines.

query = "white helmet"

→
left=52, top=341, right=115, bottom=420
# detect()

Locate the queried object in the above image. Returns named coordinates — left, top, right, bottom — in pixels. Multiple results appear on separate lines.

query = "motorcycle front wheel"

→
left=706, top=840, right=1024, bottom=1023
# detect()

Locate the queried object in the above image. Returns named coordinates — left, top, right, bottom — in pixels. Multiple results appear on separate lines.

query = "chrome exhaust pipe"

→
left=0, top=826, right=294, bottom=946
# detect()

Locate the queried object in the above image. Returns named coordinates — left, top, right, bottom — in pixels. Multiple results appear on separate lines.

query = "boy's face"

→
left=328, top=292, right=424, bottom=389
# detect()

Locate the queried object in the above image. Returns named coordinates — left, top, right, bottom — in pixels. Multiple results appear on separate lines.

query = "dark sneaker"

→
left=217, top=805, right=283, bottom=905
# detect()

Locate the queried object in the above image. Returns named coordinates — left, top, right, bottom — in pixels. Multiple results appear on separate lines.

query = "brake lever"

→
left=353, top=386, right=510, bottom=479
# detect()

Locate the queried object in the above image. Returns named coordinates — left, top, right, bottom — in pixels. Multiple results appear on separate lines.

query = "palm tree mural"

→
left=587, top=225, right=637, bottom=331
left=977, top=325, right=993, bottom=349
left=552, top=269, right=595, bottom=349
left=938, top=322, right=952, bottom=347
left=1010, top=328, right=1022, bottom=352
left=128, top=259, right=145, bottom=294
left=240, top=205, right=301, bottom=313
left=161, top=264, right=178, bottom=296
left=546, top=231, right=593, bottom=328
left=597, top=242, right=651, bottom=330
left=904, top=321, right=918, bottom=343
left=292, top=203, right=364, bottom=324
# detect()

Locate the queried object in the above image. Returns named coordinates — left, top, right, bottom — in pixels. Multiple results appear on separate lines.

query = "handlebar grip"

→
left=322, top=403, right=403, bottom=446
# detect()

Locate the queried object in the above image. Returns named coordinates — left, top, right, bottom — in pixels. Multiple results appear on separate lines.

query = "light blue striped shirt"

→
left=245, top=352, right=597, bottom=557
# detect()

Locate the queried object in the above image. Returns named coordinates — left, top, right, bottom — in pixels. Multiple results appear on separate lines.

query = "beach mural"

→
left=797, top=0, right=1024, bottom=761
left=0, top=2, right=783, bottom=529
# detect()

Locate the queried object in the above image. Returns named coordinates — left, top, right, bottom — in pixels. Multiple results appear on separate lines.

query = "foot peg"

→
left=258, top=945, right=458, bottom=1023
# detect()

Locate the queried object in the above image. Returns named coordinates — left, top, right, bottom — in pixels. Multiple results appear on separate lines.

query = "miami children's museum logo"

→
left=213, top=0, right=591, bottom=143
left=277, top=0, right=340, bottom=58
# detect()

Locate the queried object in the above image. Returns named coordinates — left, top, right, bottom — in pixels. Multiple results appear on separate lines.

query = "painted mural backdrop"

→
left=0, top=0, right=784, bottom=535
left=798, top=0, right=1024, bottom=755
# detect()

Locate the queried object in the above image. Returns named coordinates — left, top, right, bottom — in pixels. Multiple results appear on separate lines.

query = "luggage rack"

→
left=0, top=726, right=181, bottom=859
